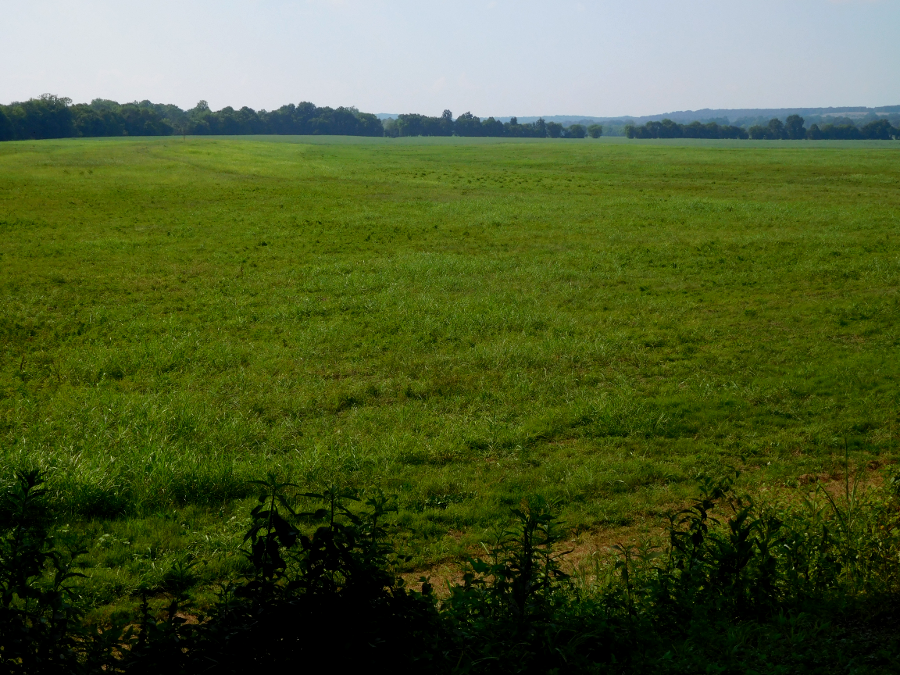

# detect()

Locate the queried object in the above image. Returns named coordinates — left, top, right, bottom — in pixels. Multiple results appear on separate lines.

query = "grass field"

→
left=1, top=136, right=898, bottom=611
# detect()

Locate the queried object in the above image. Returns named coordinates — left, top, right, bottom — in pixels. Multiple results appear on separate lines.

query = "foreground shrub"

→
left=121, top=478, right=444, bottom=674
left=0, top=471, right=98, bottom=674
left=2, top=463, right=898, bottom=673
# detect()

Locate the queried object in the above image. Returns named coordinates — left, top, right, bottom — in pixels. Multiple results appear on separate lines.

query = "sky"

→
left=2, top=0, right=899, bottom=118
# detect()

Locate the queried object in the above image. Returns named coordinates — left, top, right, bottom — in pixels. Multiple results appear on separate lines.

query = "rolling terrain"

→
left=0, top=135, right=898, bottom=610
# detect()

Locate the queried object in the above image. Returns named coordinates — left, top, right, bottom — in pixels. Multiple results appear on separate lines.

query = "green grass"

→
left=1, top=136, right=898, bottom=611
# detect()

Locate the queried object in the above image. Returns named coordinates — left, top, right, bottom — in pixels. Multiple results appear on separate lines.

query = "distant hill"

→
left=498, top=106, right=900, bottom=126
left=379, top=107, right=900, bottom=127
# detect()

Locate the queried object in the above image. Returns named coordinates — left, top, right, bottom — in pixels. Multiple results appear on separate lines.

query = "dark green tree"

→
left=748, top=124, right=766, bottom=139
left=482, top=116, right=504, bottom=136
left=504, top=116, right=521, bottom=136
left=0, top=107, right=15, bottom=141
left=659, top=118, right=682, bottom=138
left=8, top=95, right=75, bottom=140
left=860, top=119, right=896, bottom=140
left=627, top=119, right=747, bottom=140
left=454, top=112, right=483, bottom=137
left=397, top=112, right=451, bottom=137
left=765, top=118, right=786, bottom=140
left=784, top=115, right=806, bottom=140
left=440, top=109, right=454, bottom=136
left=818, top=123, right=862, bottom=140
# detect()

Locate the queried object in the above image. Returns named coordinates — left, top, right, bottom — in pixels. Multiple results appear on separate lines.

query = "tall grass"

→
left=1, top=136, right=899, bottom=608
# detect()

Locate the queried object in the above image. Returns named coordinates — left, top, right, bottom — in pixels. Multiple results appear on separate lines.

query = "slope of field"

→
left=0, top=137, right=898, bottom=607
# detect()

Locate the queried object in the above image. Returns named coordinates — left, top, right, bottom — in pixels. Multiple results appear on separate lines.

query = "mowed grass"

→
left=1, top=136, right=898, bottom=609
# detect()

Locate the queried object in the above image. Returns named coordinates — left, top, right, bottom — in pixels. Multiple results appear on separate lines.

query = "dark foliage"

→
left=1, top=96, right=603, bottom=141
left=0, top=96, right=383, bottom=141
left=806, top=119, right=898, bottom=141
left=118, top=478, right=444, bottom=674
left=0, top=107, right=13, bottom=142
left=3, top=95, right=899, bottom=142
left=860, top=119, right=898, bottom=140
left=0, top=471, right=97, bottom=674
left=2, top=464, right=899, bottom=673
left=2, top=95, right=76, bottom=140
left=629, top=114, right=899, bottom=141
left=389, top=111, right=454, bottom=137
left=626, top=118, right=749, bottom=139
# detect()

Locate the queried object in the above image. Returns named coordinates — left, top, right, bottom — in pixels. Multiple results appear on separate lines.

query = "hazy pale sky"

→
left=2, top=0, right=898, bottom=117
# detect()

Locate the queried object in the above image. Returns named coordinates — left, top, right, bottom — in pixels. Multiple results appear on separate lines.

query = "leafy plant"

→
left=0, top=470, right=92, bottom=673
left=3, top=466, right=899, bottom=674
left=123, top=478, right=445, bottom=673
left=445, top=498, right=577, bottom=673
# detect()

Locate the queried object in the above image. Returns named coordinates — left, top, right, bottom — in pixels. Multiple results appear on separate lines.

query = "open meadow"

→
left=1, top=136, right=898, bottom=612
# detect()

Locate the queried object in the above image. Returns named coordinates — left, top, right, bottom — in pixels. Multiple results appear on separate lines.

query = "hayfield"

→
left=1, top=136, right=898, bottom=609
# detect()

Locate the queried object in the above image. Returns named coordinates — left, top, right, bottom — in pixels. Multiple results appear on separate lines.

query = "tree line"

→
left=383, top=111, right=604, bottom=138
left=0, top=95, right=604, bottom=141
left=626, top=114, right=899, bottom=140
left=0, top=95, right=384, bottom=141
left=3, top=95, right=897, bottom=142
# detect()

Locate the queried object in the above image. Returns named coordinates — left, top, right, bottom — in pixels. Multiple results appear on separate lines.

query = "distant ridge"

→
left=379, top=106, right=900, bottom=126
left=497, top=106, right=900, bottom=126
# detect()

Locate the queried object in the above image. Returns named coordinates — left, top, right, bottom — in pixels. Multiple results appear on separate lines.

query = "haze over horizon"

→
left=3, top=0, right=899, bottom=118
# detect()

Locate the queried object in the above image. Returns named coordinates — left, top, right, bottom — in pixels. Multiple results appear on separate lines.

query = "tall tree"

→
left=861, top=119, right=896, bottom=140
left=454, top=112, right=482, bottom=137
left=0, top=107, right=12, bottom=141
left=11, top=95, right=75, bottom=139
left=546, top=122, right=563, bottom=138
left=765, top=118, right=786, bottom=140
left=440, top=109, right=454, bottom=136
left=481, top=116, right=504, bottom=136
left=784, top=115, right=806, bottom=140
